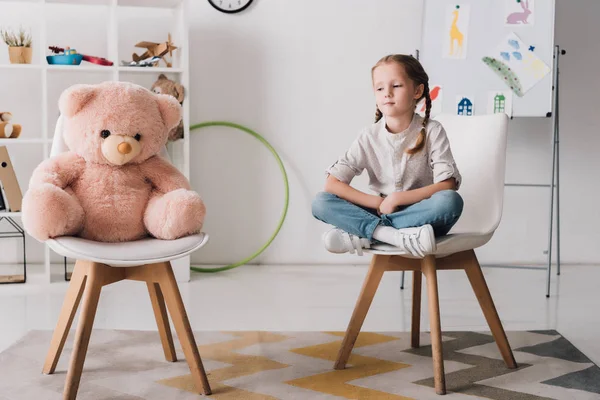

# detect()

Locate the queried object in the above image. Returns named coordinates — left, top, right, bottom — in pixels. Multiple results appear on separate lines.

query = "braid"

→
left=407, top=82, right=430, bottom=155
left=374, top=108, right=383, bottom=122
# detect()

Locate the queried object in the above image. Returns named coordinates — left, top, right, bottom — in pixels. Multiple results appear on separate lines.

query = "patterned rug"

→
left=0, top=329, right=599, bottom=399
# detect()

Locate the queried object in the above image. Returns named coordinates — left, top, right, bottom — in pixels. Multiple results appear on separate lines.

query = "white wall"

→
left=1, top=0, right=597, bottom=268
left=188, top=0, right=597, bottom=267
left=187, top=0, right=423, bottom=266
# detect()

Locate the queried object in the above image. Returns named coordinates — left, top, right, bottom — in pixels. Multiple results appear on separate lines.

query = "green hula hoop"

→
left=188, top=121, right=289, bottom=273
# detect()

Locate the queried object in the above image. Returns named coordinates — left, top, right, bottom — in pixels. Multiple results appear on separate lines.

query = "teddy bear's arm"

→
left=22, top=152, right=86, bottom=241
left=29, top=152, right=85, bottom=189
left=141, top=155, right=191, bottom=193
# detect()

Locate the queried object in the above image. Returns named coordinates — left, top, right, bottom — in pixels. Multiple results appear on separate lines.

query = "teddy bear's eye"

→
left=100, top=130, right=111, bottom=139
left=134, top=133, right=142, bottom=141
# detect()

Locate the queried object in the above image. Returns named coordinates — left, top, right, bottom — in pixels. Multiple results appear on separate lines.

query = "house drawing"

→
left=457, top=97, right=473, bottom=116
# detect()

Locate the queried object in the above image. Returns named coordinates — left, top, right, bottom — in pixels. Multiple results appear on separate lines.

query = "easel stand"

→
left=503, top=45, right=564, bottom=297
left=545, top=45, right=565, bottom=297
left=400, top=46, right=565, bottom=298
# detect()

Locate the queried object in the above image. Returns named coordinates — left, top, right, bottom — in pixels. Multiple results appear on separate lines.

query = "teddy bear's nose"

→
left=118, top=142, right=132, bottom=154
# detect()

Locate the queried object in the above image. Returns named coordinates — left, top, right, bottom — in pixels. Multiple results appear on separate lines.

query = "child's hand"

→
left=378, top=192, right=411, bottom=215
left=378, top=195, right=399, bottom=215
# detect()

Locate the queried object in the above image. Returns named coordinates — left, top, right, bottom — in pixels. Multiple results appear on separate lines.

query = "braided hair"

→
left=372, top=54, right=430, bottom=154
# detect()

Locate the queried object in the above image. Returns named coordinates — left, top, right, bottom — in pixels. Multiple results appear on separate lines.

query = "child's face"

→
left=372, top=62, right=424, bottom=119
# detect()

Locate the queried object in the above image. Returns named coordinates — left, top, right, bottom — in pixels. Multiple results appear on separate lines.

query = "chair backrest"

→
left=51, top=115, right=171, bottom=160
left=434, top=113, right=509, bottom=236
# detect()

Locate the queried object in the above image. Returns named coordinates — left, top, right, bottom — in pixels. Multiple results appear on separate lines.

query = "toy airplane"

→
left=132, top=33, right=177, bottom=68
left=120, top=56, right=161, bottom=67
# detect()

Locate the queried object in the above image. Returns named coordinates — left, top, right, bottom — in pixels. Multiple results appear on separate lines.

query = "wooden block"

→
left=0, top=146, right=23, bottom=212
left=0, top=274, right=25, bottom=283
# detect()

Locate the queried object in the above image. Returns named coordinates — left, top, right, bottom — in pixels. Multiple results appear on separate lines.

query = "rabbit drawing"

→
left=506, top=0, right=532, bottom=24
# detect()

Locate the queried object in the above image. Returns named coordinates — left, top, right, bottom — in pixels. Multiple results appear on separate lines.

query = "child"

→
left=312, top=54, right=464, bottom=257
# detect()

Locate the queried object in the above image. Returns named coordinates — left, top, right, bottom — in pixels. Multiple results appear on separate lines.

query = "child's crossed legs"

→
left=312, top=190, right=464, bottom=256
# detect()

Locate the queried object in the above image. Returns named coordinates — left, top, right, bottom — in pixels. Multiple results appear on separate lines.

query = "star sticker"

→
left=529, top=45, right=535, bottom=51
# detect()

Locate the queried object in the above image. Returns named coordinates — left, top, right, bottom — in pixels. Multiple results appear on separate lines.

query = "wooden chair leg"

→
left=43, top=260, right=88, bottom=375
left=147, top=281, right=177, bottom=362
left=411, top=270, right=422, bottom=348
left=464, top=251, right=517, bottom=369
left=157, top=262, right=212, bottom=396
left=422, top=255, right=446, bottom=395
left=334, top=255, right=386, bottom=370
left=63, top=262, right=104, bottom=400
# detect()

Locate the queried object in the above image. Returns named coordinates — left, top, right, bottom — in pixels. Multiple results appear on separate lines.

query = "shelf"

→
left=0, top=65, right=181, bottom=73
left=0, top=64, right=42, bottom=70
left=117, top=0, right=182, bottom=8
left=0, top=64, right=114, bottom=72
left=46, top=64, right=115, bottom=72
left=0, top=212, right=22, bottom=217
left=45, top=0, right=111, bottom=5
left=0, top=139, right=52, bottom=144
left=118, top=67, right=183, bottom=73
left=0, top=0, right=190, bottom=283
left=0, top=0, right=183, bottom=7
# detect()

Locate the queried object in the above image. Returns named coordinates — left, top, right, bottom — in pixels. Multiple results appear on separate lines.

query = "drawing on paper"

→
left=482, top=32, right=550, bottom=97
left=443, top=5, right=470, bottom=59
left=487, top=90, right=513, bottom=117
left=417, top=85, right=443, bottom=118
left=505, top=0, right=534, bottom=26
left=456, top=96, right=474, bottom=116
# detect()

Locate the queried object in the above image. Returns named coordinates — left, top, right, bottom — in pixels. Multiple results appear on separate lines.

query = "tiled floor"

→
left=1, top=264, right=598, bottom=366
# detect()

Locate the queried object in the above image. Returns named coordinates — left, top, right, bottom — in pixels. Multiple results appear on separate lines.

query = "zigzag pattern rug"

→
left=0, top=329, right=599, bottom=399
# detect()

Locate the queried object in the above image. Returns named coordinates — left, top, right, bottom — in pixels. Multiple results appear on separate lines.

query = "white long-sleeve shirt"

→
left=326, top=113, right=462, bottom=196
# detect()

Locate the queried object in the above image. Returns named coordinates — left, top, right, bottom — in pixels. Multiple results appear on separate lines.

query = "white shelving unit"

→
left=0, top=0, right=191, bottom=283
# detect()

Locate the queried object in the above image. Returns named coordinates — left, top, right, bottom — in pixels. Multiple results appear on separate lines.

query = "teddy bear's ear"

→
left=158, top=73, right=168, bottom=80
left=155, top=94, right=182, bottom=131
left=59, top=84, right=98, bottom=117
left=174, top=82, right=185, bottom=104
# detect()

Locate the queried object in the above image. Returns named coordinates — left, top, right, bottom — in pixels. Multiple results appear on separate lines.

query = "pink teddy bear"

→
left=22, top=81, right=206, bottom=242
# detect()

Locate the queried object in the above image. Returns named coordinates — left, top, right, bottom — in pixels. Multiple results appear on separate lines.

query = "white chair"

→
left=42, top=116, right=212, bottom=399
left=333, top=113, right=517, bottom=395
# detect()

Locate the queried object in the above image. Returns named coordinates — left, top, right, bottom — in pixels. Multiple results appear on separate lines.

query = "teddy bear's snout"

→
left=118, top=142, right=132, bottom=154
left=101, top=134, right=141, bottom=166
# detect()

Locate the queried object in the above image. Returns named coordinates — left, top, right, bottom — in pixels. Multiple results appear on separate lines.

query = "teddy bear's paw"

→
left=22, top=184, right=84, bottom=242
left=145, top=188, right=206, bottom=240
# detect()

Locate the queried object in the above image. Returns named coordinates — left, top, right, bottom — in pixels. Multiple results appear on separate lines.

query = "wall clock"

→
left=208, top=0, right=253, bottom=14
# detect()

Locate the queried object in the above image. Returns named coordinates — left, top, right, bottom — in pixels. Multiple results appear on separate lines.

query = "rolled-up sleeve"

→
left=428, top=124, right=462, bottom=189
left=325, top=135, right=367, bottom=184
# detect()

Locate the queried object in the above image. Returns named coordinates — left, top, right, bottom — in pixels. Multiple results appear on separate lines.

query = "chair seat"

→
left=46, top=233, right=209, bottom=267
left=366, top=232, right=493, bottom=258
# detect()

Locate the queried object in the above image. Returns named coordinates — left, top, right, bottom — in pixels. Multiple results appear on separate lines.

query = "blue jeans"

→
left=312, top=190, right=464, bottom=239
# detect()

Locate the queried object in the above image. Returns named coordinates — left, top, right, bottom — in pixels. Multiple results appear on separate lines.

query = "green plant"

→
left=0, top=27, right=32, bottom=47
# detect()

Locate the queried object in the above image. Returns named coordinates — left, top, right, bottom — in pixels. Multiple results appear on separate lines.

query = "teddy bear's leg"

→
left=9, top=124, right=21, bottom=138
left=144, top=189, right=206, bottom=240
left=22, top=184, right=84, bottom=242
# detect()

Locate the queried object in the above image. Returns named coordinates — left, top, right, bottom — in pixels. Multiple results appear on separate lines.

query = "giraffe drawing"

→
left=449, top=8, right=464, bottom=57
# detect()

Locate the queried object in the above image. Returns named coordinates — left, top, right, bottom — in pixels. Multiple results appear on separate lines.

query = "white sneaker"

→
left=393, top=225, right=436, bottom=257
left=322, top=229, right=371, bottom=256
